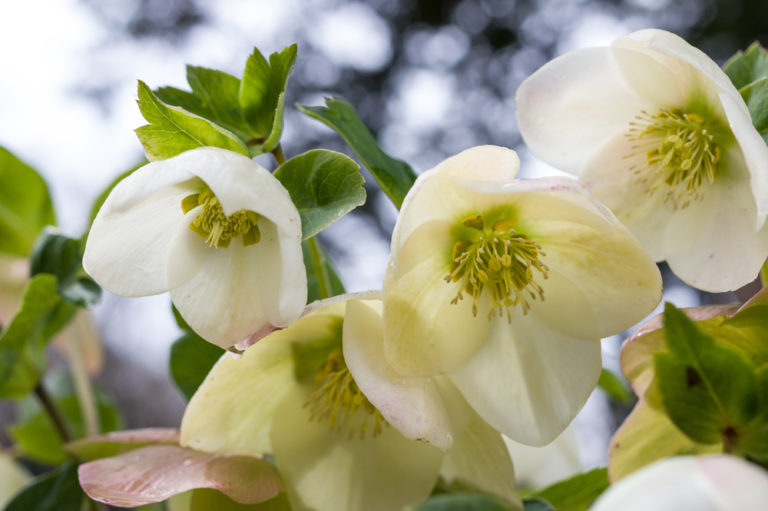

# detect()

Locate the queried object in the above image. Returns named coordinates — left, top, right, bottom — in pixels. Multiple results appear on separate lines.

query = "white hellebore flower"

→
left=516, top=29, right=768, bottom=292
left=84, top=147, right=306, bottom=348
left=591, top=455, right=768, bottom=511
left=382, top=145, right=662, bottom=446
left=180, top=294, right=521, bottom=511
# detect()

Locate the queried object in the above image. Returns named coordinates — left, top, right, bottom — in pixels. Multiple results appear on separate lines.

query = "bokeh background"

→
left=1, top=0, right=767, bottom=473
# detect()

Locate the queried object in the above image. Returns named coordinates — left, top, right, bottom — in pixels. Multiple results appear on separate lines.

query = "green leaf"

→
left=240, top=44, right=297, bottom=148
left=30, top=227, right=101, bottom=307
left=169, top=331, right=225, bottom=400
left=740, top=77, right=768, bottom=144
left=0, top=146, right=56, bottom=256
left=414, top=493, right=518, bottom=511
left=298, top=98, right=418, bottom=209
left=302, top=240, right=346, bottom=303
left=724, top=42, right=768, bottom=90
left=190, top=489, right=291, bottom=510
left=597, top=368, right=634, bottom=404
left=10, top=375, right=122, bottom=464
left=87, top=161, right=143, bottom=228
left=4, top=462, right=85, bottom=511
left=0, top=274, right=75, bottom=399
left=530, top=468, right=608, bottom=511
left=185, top=66, right=253, bottom=137
left=135, top=80, right=249, bottom=160
left=274, top=149, right=365, bottom=239
left=656, top=303, right=760, bottom=446
left=522, top=498, right=555, bottom=511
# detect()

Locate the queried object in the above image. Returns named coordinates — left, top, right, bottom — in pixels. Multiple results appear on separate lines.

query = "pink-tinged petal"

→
left=170, top=220, right=306, bottom=348
left=516, top=47, right=653, bottom=175
left=269, top=387, right=444, bottom=511
left=596, top=455, right=768, bottom=511
left=78, top=445, right=281, bottom=507
left=720, top=91, right=768, bottom=228
left=343, top=299, right=455, bottom=450
left=449, top=309, right=602, bottom=446
left=66, top=428, right=180, bottom=461
left=440, top=410, right=520, bottom=506
left=182, top=147, right=301, bottom=237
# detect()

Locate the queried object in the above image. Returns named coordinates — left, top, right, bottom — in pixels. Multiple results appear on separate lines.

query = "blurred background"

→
left=1, top=0, right=767, bottom=475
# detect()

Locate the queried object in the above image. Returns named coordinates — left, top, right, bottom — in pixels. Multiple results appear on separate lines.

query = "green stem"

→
left=64, top=314, right=99, bottom=437
left=34, top=382, right=72, bottom=444
left=308, top=237, right=331, bottom=300
left=272, top=144, right=287, bottom=166
left=761, top=258, right=768, bottom=287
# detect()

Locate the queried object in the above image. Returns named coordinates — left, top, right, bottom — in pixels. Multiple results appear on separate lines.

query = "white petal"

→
left=720, top=91, right=768, bottom=228
left=166, top=206, right=214, bottom=290
left=504, top=424, right=583, bottom=490
left=84, top=178, right=194, bottom=297
left=516, top=47, right=653, bottom=174
left=440, top=410, right=520, bottom=505
left=181, top=147, right=301, bottom=237
left=342, top=299, right=455, bottom=450
left=170, top=220, right=305, bottom=348
left=270, top=387, right=444, bottom=511
left=449, top=309, right=602, bottom=446
left=663, top=179, right=768, bottom=292
left=594, top=455, right=768, bottom=511
left=180, top=311, right=343, bottom=456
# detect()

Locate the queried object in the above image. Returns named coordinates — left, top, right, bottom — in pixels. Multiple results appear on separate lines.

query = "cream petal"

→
left=84, top=180, right=194, bottom=297
left=181, top=147, right=301, bottom=237
left=383, top=251, right=490, bottom=376
left=449, top=309, right=602, bottom=446
left=391, top=146, right=520, bottom=252
left=720, top=91, right=768, bottom=228
left=342, top=299, right=455, bottom=450
left=663, top=180, right=768, bottom=291
left=516, top=47, right=652, bottom=174
left=531, top=216, right=662, bottom=338
left=270, top=387, right=444, bottom=511
left=166, top=206, right=214, bottom=290
left=440, top=409, right=520, bottom=506
left=170, top=220, right=305, bottom=348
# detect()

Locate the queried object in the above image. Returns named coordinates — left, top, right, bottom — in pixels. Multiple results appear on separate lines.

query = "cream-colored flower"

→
left=83, top=147, right=306, bottom=348
left=382, top=145, right=661, bottom=446
left=180, top=294, right=520, bottom=511
left=516, top=29, right=768, bottom=292
left=592, top=455, right=768, bottom=511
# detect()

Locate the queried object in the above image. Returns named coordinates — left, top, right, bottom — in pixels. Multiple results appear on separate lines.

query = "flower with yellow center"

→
left=516, top=29, right=768, bottom=292
left=180, top=294, right=521, bottom=511
left=83, top=147, right=306, bottom=348
left=382, top=145, right=662, bottom=446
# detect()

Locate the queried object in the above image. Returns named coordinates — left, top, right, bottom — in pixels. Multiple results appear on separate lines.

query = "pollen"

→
left=445, top=214, right=549, bottom=321
left=625, top=109, right=721, bottom=208
left=303, top=347, right=387, bottom=440
left=181, top=188, right=261, bottom=248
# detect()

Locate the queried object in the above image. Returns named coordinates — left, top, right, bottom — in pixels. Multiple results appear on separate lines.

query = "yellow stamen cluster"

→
left=303, top=347, right=387, bottom=440
left=626, top=109, right=721, bottom=208
left=181, top=188, right=261, bottom=248
left=446, top=214, right=549, bottom=321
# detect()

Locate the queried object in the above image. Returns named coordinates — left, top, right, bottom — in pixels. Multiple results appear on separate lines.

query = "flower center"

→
left=303, top=347, right=387, bottom=440
left=445, top=213, right=549, bottom=320
left=181, top=188, right=261, bottom=248
left=626, top=109, right=721, bottom=208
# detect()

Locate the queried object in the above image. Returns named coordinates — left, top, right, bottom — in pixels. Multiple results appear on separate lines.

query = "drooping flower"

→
left=382, top=145, right=662, bottom=446
left=592, top=455, right=768, bottom=511
left=180, top=293, right=521, bottom=511
left=83, top=147, right=306, bottom=348
left=516, top=29, right=768, bottom=292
